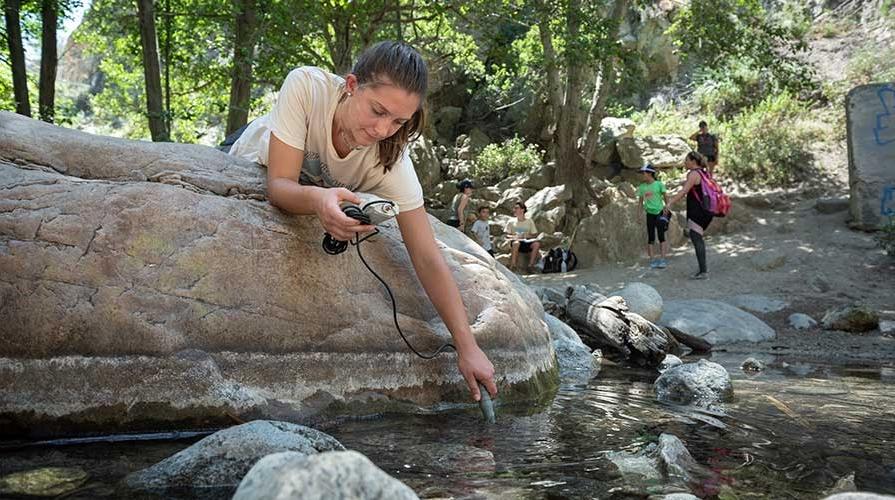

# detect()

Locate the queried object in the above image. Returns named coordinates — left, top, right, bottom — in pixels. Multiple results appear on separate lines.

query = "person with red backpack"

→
left=667, top=151, right=717, bottom=280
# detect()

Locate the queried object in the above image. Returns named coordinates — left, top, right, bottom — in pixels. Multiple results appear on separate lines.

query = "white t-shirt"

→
left=471, top=219, right=492, bottom=251
left=229, top=66, right=424, bottom=212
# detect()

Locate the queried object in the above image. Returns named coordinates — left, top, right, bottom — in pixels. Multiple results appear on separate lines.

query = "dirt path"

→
left=524, top=193, right=895, bottom=365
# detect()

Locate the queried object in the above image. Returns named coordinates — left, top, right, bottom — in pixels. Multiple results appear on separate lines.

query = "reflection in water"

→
left=1, top=359, right=893, bottom=499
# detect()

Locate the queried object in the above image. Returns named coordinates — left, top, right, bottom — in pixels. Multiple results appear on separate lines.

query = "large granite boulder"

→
left=571, top=197, right=685, bottom=267
left=0, top=112, right=557, bottom=438
left=617, top=135, right=691, bottom=170
left=408, top=134, right=442, bottom=193
left=526, top=185, right=572, bottom=235
left=846, top=84, right=895, bottom=230
left=659, top=300, right=776, bottom=345
left=592, top=117, right=636, bottom=165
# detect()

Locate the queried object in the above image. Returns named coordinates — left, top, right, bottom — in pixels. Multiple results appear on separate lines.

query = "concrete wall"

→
left=846, top=83, right=895, bottom=230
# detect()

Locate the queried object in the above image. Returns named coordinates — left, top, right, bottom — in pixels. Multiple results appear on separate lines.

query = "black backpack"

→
left=542, top=247, right=578, bottom=273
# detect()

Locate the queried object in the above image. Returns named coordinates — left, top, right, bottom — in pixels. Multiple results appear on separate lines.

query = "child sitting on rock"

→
left=471, top=206, right=494, bottom=256
left=636, top=164, right=669, bottom=269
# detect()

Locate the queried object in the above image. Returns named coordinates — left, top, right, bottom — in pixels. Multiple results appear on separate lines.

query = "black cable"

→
left=348, top=218, right=456, bottom=360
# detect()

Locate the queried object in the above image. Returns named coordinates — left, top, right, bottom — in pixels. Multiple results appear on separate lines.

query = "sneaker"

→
left=656, top=259, right=668, bottom=269
left=649, top=260, right=659, bottom=269
left=689, top=271, right=708, bottom=280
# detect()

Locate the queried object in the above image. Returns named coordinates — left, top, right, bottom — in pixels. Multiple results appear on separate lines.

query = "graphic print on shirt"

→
left=299, top=151, right=356, bottom=190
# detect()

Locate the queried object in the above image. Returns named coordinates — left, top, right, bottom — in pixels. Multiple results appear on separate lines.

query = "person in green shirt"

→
left=636, top=164, right=669, bottom=269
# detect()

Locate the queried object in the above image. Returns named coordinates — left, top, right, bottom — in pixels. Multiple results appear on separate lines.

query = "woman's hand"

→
left=314, top=188, right=376, bottom=241
left=456, top=343, right=497, bottom=402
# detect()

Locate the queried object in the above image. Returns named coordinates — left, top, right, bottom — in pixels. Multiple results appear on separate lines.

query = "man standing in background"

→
left=690, top=120, right=720, bottom=174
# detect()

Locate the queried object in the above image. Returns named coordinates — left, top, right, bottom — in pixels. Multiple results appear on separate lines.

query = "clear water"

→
left=2, top=354, right=894, bottom=499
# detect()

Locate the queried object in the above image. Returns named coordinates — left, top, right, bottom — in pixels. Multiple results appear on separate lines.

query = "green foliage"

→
left=669, top=0, right=814, bottom=114
left=876, top=218, right=895, bottom=257
left=715, top=92, right=815, bottom=186
left=630, top=104, right=692, bottom=137
left=473, top=136, right=543, bottom=184
left=846, top=44, right=895, bottom=87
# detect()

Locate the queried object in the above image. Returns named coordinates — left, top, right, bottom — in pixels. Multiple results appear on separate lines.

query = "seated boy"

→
left=471, top=206, right=494, bottom=256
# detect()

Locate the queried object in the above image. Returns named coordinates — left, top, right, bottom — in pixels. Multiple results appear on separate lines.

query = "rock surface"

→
left=723, top=294, right=788, bottom=314
left=846, top=84, right=895, bottom=230
left=788, top=313, right=818, bottom=330
left=545, top=313, right=600, bottom=380
left=610, top=282, right=664, bottom=322
left=0, top=112, right=556, bottom=438
left=821, top=304, right=880, bottom=332
left=659, top=300, right=776, bottom=345
left=617, top=135, right=691, bottom=170
left=654, top=359, right=733, bottom=410
left=126, top=421, right=344, bottom=491
left=233, top=450, right=419, bottom=500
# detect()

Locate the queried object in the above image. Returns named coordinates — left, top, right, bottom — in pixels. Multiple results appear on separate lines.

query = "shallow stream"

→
left=2, top=353, right=893, bottom=499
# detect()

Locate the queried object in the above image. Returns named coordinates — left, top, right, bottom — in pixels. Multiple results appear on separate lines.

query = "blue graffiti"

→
left=874, top=84, right=895, bottom=146
left=883, top=186, right=895, bottom=216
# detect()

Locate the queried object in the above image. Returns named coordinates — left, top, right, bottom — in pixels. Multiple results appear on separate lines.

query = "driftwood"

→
left=565, top=290, right=675, bottom=368
left=664, top=325, right=713, bottom=353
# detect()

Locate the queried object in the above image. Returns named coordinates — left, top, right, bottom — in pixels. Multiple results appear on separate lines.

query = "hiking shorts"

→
left=517, top=240, right=535, bottom=253
left=646, top=212, right=666, bottom=244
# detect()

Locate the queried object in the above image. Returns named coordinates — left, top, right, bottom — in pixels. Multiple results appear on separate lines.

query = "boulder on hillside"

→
left=659, top=300, right=776, bottom=345
left=526, top=185, right=573, bottom=234
left=496, top=186, right=537, bottom=213
left=571, top=196, right=685, bottom=267
left=0, top=112, right=557, bottom=438
left=592, top=117, right=636, bottom=165
left=408, top=134, right=442, bottom=193
left=617, top=135, right=691, bottom=170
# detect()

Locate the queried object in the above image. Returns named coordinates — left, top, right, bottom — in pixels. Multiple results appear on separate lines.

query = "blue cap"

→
left=639, top=164, right=657, bottom=174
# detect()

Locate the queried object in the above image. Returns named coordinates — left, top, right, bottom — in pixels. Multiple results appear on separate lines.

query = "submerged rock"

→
left=126, top=420, right=344, bottom=491
left=741, top=357, right=766, bottom=372
left=0, top=112, right=556, bottom=437
left=607, top=433, right=710, bottom=489
left=658, top=354, right=682, bottom=373
left=233, top=450, right=418, bottom=500
left=0, top=467, right=88, bottom=497
left=654, top=359, right=733, bottom=410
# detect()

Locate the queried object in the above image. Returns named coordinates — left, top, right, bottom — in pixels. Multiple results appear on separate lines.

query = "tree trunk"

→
left=553, top=0, right=588, bottom=201
left=4, top=0, right=31, bottom=117
left=582, top=0, right=630, bottom=167
left=38, top=0, right=58, bottom=123
left=535, top=0, right=562, bottom=143
left=226, top=0, right=257, bottom=136
left=325, top=9, right=353, bottom=75
left=136, top=0, right=169, bottom=141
